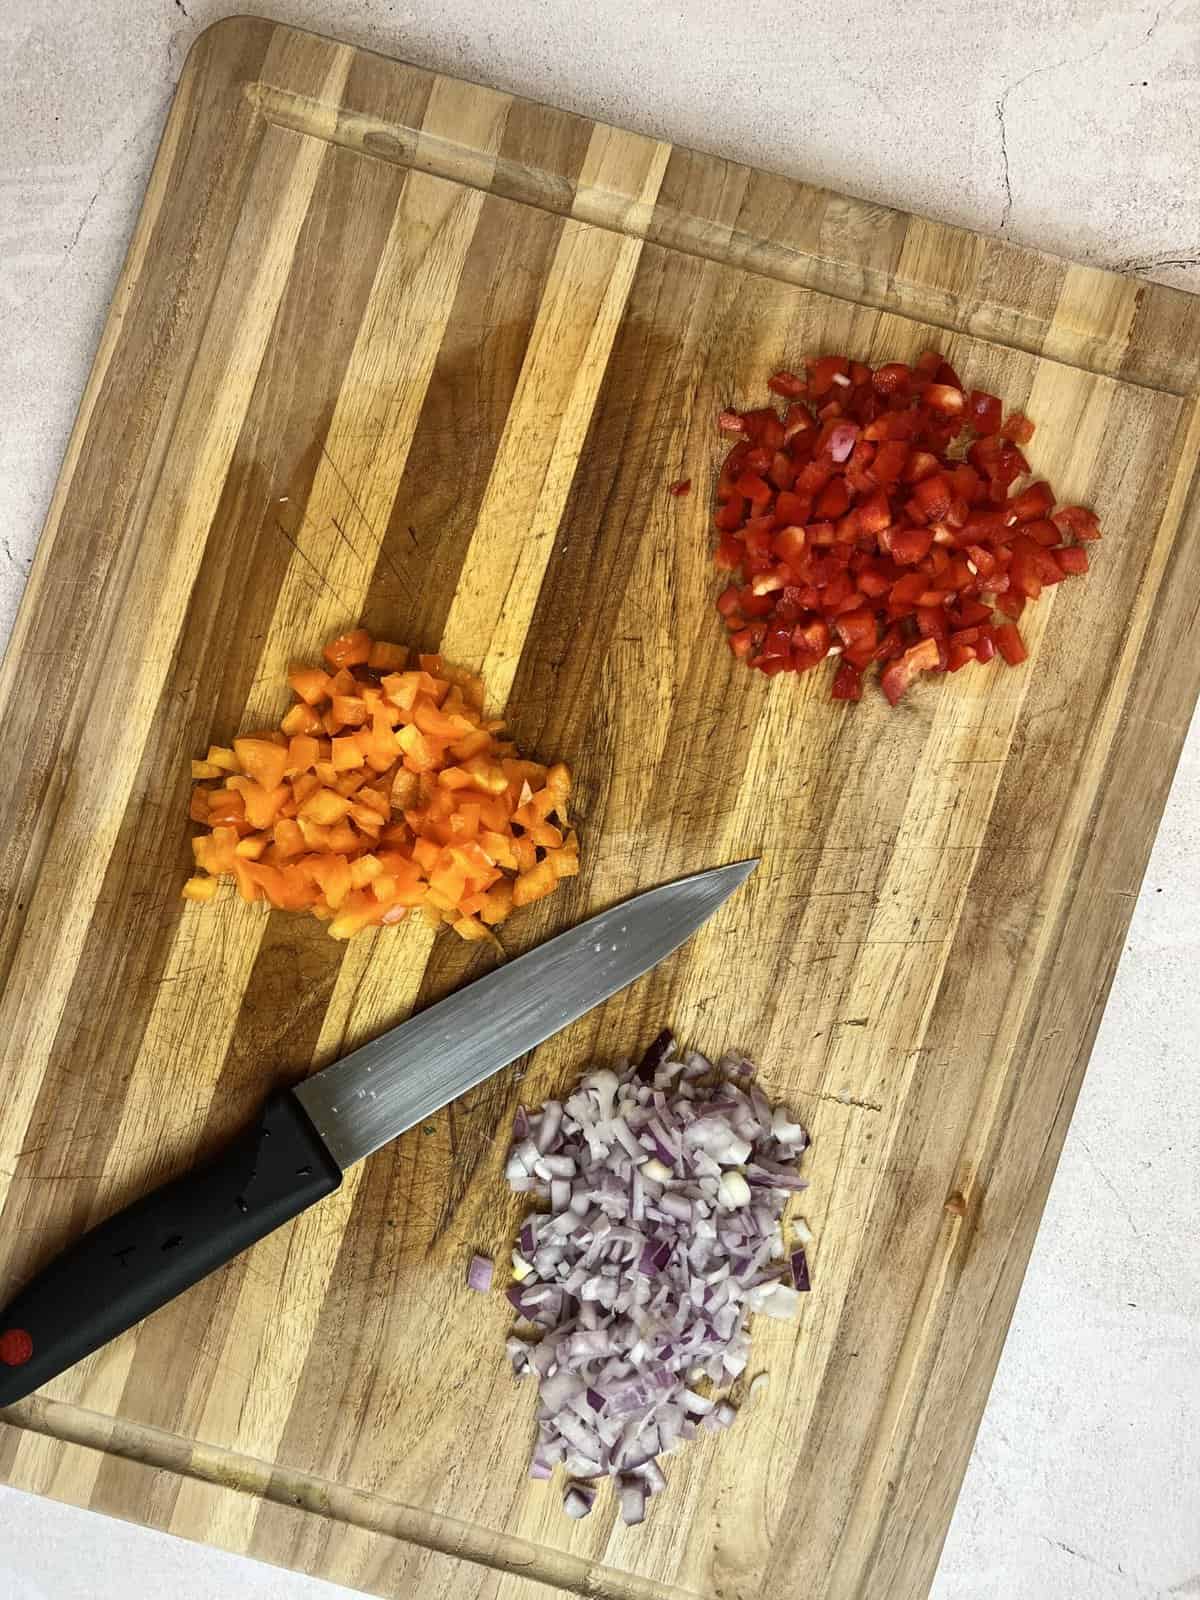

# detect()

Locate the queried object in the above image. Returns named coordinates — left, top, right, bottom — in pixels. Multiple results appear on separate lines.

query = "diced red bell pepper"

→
left=946, top=640, right=977, bottom=672
left=903, top=450, right=941, bottom=483
left=855, top=488, right=892, bottom=535
left=735, top=470, right=773, bottom=507
left=888, top=526, right=933, bottom=565
left=1054, top=545, right=1089, bottom=576
left=709, top=350, right=1096, bottom=703
left=1024, top=518, right=1059, bottom=547
left=783, top=402, right=815, bottom=440
left=833, top=608, right=877, bottom=652
left=872, top=362, right=911, bottom=396
left=912, top=474, right=953, bottom=521
left=794, top=460, right=833, bottom=496
left=873, top=625, right=905, bottom=662
left=720, top=534, right=748, bottom=572
left=807, top=354, right=849, bottom=397
left=955, top=597, right=994, bottom=627
left=1009, top=481, right=1055, bottom=522
left=871, top=439, right=909, bottom=484
left=794, top=617, right=832, bottom=657
left=815, top=477, right=851, bottom=518
left=968, top=390, right=1002, bottom=435
left=888, top=572, right=928, bottom=613
left=995, top=622, right=1027, bottom=664
left=880, top=637, right=941, bottom=705
left=1000, top=412, right=1035, bottom=444
left=714, top=497, right=745, bottom=532
left=831, top=660, right=863, bottom=700
left=768, top=370, right=806, bottom=398
left=923, top=382, right=966, bottom=415
left=1053, top=505, right=1101, bottom=541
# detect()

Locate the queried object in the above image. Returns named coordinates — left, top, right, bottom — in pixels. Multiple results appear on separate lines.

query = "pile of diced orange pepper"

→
left=183, top=629, right=578, bottom=940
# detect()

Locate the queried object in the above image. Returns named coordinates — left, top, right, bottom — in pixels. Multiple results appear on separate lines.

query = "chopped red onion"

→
left=467, top=1254, right=494, bottom=1293
left=503, top=1037, right=810, bottom=1522
left=618, top=1474, right=647, bottom=1526
left=790, top=1246, right=812, bottom=1292
left=562, top=1483, right=595, bottom=1518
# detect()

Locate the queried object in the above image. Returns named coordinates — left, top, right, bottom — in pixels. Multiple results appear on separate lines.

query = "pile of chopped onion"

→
left=503, top=1032, right=811, bottom=1523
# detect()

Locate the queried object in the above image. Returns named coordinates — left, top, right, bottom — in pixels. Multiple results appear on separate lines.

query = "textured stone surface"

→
left=1, top=2, right=1198, bottom=1595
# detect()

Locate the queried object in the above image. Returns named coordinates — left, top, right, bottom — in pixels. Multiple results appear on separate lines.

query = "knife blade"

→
left=0, top=860, right=756, bottom=1406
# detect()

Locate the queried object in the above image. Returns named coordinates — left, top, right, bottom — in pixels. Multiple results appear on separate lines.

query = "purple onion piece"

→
left=637, top=1028, right=676, bottom=1081
left=467, top=1254, right=494, bottom=1293
left=790, top=1246, right=812, bottom=1292
left=562, top=1483, right=595, bottom=1519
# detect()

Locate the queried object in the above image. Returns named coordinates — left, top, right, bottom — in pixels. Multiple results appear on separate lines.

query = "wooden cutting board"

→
left=2, top=18, right=1199, bottom=1599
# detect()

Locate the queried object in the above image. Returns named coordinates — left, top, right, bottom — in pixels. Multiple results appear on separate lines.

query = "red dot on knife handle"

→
left=0, top=1329, right=33, bottom=1366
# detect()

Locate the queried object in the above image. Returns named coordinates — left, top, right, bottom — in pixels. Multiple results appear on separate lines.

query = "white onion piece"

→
left=503, top=1035, right=810, bottom=1522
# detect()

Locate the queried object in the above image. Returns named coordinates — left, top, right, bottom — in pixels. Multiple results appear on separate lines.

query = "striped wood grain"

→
left=3, top=18, right=1200, bottom=1600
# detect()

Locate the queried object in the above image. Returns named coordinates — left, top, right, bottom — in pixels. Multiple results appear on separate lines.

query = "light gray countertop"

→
left=2, top=3, right=1198, bottom=1597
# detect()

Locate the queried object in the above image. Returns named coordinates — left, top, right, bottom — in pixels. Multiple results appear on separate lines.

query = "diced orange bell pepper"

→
left=349, top=854, right=384, bottom=888
left=300, top=788, right=351, bottom=825
left=288, top=665, right=333, bottom=706
left=206, top=788, right=247, bottom=826
left=234, top=737, right=289, bottom=792
left=325, top=820, right=359, bottom=853
left=286, top=734, right=321, bottom=775
left=331, top=736, right=365, bottom=772
left=512, top=858, right=558, bottom=906
left=448, top=729, right=493, bottom=762
left=229, top=776, right=288, bottom=830
left=181, top=875, right=217, bottom=903
left=397, top=723, right=440, bottom=773
left=512, top=836, right=539, bottom=874
left=347, top=802, right=383, bottom=834
left=463, top=757, right=508, bottom=795
left=187, top=630, right=576, bottom=941
left=331, top=695, right=368, bottom=728
left=233, top=859, right=262, bottom=903
left=358, top=783, right=392, bottom=819
left=478, top=880, right=514, bottom=924
left=368, top=639, right=408, bottom=671
left=323, top=629, right=372, bottom=669
left=480, top=829, right=518, bottom=870
left=548, top=840, right=580, bottom=879
left=309, top=854, right=353, bottom=909
left=281, top=702, right=323, bottom=738
left=291, top=772, right=321, bottom=807
left=273, top=818, right=305, bottom=859
left=297, top=817, right=334, bottom=850
left=413, top=697, right=475, bottom=740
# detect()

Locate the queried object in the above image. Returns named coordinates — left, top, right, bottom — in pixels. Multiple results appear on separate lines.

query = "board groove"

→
left=3, top=17, right=1200, bottom=1600
left=4, top=1394, right=701, bottom=1600
left=248, top=77, right=1193, bottom=395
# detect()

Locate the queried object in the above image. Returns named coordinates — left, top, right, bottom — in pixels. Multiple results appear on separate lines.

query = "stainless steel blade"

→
left=294, top=860, right=757, bottom=1169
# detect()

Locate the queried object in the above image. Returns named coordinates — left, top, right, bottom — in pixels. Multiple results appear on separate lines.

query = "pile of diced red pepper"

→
left=712, top=351, right=1100, bottom=704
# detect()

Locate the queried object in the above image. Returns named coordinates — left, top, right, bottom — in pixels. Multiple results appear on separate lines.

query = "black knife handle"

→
left=0, top=1090, right=341, bottom=1407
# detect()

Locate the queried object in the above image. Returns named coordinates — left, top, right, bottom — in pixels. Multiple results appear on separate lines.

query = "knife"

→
left=0, top=860, right=756, bottom=1406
